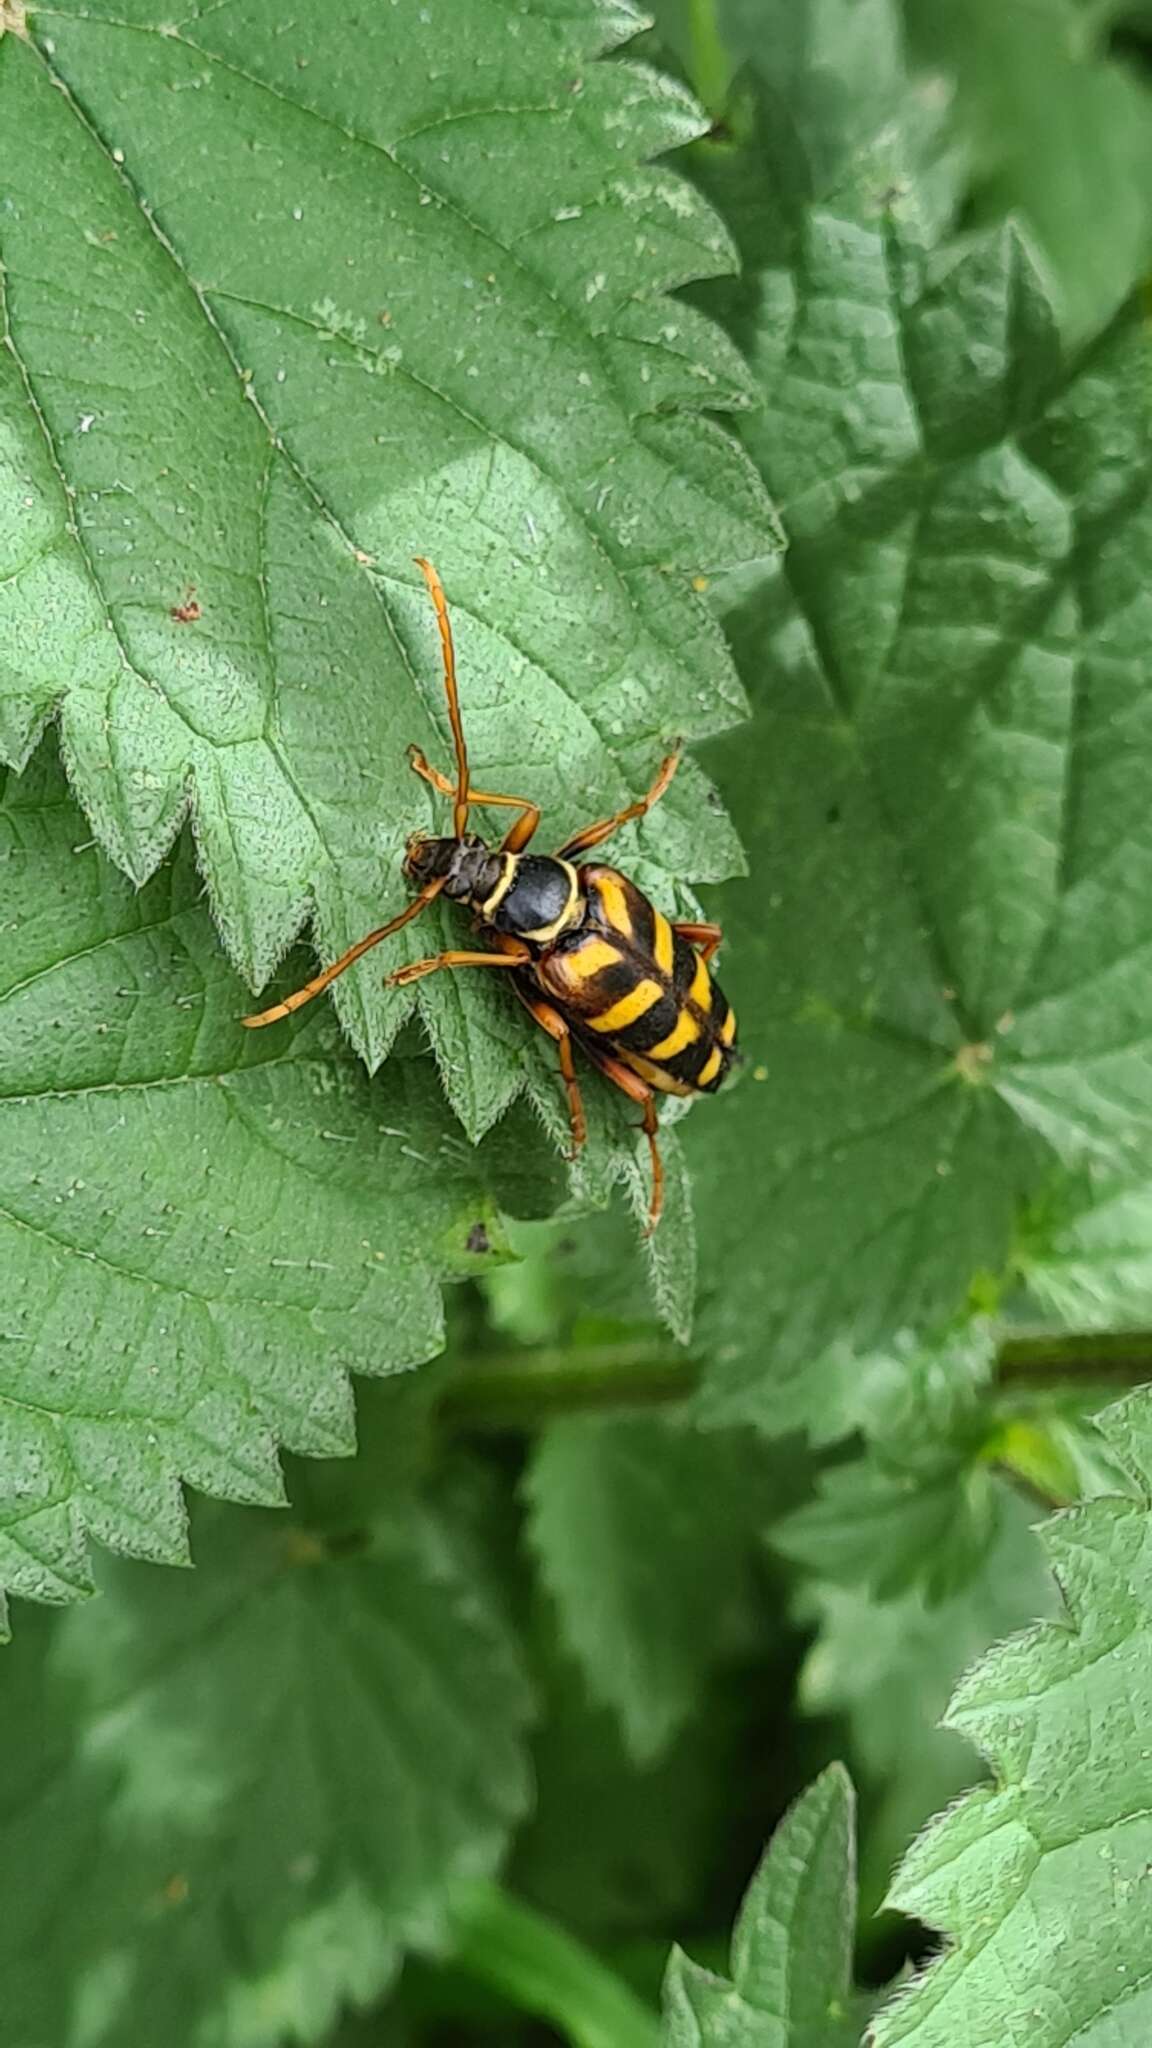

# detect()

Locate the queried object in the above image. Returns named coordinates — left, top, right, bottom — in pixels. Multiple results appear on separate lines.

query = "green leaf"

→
left=778, top=1457, right=1000, bottom=1607
left=660, top=0, right=1152, bottom=344
left=797, top=1488, right=1057, bottom=1920
left=0, top=748, right=529, bottom=1616
left=516, top=1090, right=701, bottom=1347
left=675, top=0, right=1152, bottom=1434
left=1022, top=1173, right=1152, bottom=1333
left=662, top=1765, right=863, bottom=2046
left=0, top=1496, right=532, bottom=2048
left=774, top=1326, right=1002, bottom=1602
left=903, top=0, right=1152, bottom=342
left=640, top=0, right=906, bottom=160
left=511, top=1582, right=770, bottom=1940
left=873, top=1387, right=1152, bottom=2047
left=484, top=1195, right=703, bottom=1357
left=0, top=0, right=777, bottom=1144
left=525, top=1413, right=774, bottom=1761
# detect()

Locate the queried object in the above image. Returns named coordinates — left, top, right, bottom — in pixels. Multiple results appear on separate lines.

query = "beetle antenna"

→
left=413, top=557, right=470, bottom=838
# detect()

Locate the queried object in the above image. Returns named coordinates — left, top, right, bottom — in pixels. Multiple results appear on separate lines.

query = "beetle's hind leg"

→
left=518, top=998, right=662, bottom=1227
left=673, top=919, right=723, bottom=964
left=512, top=985, right=587, bottom=1160
left=576, top=1042, right=664, bottom=1235
left=639, top=1094, right=662, bottom=1236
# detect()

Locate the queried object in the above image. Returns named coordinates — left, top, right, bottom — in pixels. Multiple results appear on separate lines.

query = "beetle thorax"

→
left=404, top=836, right=581, bottom=946
left=482, top=853, right=582, bottom=945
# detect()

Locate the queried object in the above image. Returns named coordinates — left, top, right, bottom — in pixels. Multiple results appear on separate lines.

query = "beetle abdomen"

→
left=537, top=864, right=737, bottom=1097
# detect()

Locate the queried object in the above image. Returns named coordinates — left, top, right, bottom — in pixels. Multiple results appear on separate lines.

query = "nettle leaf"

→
left=656, top=0, right=1152, bottom=345
left=662, top=1765, right=865, bottom=2047
left=676, top=4, right=1152, bottom=1432
left=777, top=1457, right=999, bottom=1608
left=902, top=0, right=1152, bottom=342
left=0, top=750, right=542, bottom=1618
left=512, top=1632, right=749, bottom=1939
left=484, top=1196, right=700, bottom=1354
left=517, top=1083, right=701, bottom=1347
left=525, top=1413, right=775, bottom=1762
left=0, top=0, right=777, bottom=1145
left=0, top=1496, right=532, bottom=2048
left=873, top=1388, right=1152, bottom=2048
left=1020, top=1171, right=1152, bottom=1333
left=669, top=0, right=906, bottom=175
left=774, top=1325, right=1002, bottom=1603
left=797, top=1489, right=1055, bottom=1920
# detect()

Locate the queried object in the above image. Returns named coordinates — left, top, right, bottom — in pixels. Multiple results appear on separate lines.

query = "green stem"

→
left=997, top=1326, right=1152, bottom=1384
left=443, top=1326, right=1152, bottom=1435
left=446, top=1883, right=661, bottom=2048
left=442, top=1342, right=698, bottom=1429
left=686, top=0, right=730, bottom=118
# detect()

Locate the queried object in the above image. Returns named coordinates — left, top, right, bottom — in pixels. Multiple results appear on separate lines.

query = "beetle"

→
left=242, top=558, right=738, bottom=1229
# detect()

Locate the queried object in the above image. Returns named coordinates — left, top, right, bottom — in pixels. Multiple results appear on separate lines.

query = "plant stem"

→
left=445, top=1882, right=661, bottom=2048
left=442, top=1341, right=698, bottom=1429
left=998, top=1326, right=1152, bottom=1384
left=442, top=1325, right=1152, bottom=1433
left=686, top=0, right=730, bottom=118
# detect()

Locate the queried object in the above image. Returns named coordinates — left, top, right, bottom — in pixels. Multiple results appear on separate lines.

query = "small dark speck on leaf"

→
left=466, top=1221, right=491, bottom=1255
left=825, top=803, right=841, bottom=824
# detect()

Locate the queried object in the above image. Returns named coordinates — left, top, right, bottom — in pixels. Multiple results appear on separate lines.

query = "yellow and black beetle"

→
left=243, top=559, right=739, bottom=1228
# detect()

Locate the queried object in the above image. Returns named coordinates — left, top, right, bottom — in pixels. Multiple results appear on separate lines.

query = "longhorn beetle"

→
left=243, top=559, right=739, bottom=1229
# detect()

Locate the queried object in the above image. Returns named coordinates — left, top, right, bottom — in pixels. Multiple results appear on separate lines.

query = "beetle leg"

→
left=556, top=744, right=681, bottom=861
left=386, top=937, right=532, bottom=988
left=575, top=1042, right=664, bottom=1235
left=639, top=1094, right=663, bottom=1236
left=407, top=746, right=541, bottom=852
left=672, top=919, right=723, bottom=964
left=241, top=877, right=447, bottom=1028
left=511, top=985, right=587, bottom=1158
left=498, top=803, right=543, bottom=854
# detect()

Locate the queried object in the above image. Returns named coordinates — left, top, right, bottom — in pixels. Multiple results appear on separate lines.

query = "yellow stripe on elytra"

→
left=594, top=873, right=633, bottom=938
left=697, top=1046, right=723, bottom=1087
left=719, top=1006, right=737, bottom=1046
left=652, top=910, right=675, bottom=978
left=586, top=978, right=664, bottom=1034
left=646, top=1009, right=700, bottom=1060
left=620, top=1048, right=694, bottom=1096
left=689, top=954, right=712, bottom=1011
left=561, top=936, right=624, bottom=983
